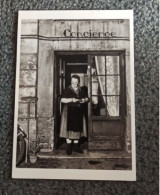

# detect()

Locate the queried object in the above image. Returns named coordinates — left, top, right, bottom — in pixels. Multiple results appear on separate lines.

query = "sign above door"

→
left=63, top=29, right=116, bottom=38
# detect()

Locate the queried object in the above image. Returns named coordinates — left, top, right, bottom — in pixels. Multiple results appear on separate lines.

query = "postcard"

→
left=12, top=10, right=136, bottom=181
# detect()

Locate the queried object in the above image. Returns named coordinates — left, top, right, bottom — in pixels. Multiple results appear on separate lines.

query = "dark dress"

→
left=60, top=86, right=88, bottom=139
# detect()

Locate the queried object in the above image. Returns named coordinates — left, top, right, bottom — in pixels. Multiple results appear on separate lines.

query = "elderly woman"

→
left=60, top=75, right=89, bottom=155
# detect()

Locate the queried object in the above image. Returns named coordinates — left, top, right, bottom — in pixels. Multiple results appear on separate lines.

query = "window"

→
left=91, top=55, right=121, bottom=117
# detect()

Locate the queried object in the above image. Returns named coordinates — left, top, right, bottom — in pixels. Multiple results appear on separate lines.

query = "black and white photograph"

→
left=12, top=10, right=136, bottom=181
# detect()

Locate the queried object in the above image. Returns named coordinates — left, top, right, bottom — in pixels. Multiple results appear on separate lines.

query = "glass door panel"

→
left=91, top=55, right=121, bottom=118
left=88, top=52, right=125, bottom=150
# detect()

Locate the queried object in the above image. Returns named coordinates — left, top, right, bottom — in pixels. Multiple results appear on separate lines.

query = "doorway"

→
left=54, top=54, right=89, bottom=150
left=54, top=51, right=126, bottom=152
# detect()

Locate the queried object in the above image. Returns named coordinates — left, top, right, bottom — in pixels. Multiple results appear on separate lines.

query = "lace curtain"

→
left=94, top=56, right=120, bottom=116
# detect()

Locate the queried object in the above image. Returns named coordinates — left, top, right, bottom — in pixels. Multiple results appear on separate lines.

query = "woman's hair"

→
left=71, top=75, right=80, bottom=83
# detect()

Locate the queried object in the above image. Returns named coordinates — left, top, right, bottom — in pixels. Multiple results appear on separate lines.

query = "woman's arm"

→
left=61, top=98, right=72, bottom=103
left=61, top=98, right=80, bottom=103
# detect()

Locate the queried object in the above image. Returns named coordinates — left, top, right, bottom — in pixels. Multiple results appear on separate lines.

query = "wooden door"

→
left=88, top=52, right=126, bottom=151
left=54, top=56, right=66, bottom=149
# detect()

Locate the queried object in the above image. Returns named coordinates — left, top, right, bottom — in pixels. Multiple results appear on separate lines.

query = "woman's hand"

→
left=72, top=98, right=80, bottom=103
left=80, top=98, right=89, bottom=103
left=79, top=98, right=85, bottom=103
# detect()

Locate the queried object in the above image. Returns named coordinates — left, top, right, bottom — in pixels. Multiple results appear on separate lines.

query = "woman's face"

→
left=71, top=77, right=79, bottom=90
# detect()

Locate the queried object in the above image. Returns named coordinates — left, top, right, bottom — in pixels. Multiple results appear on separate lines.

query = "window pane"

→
left=107, top=96, right=119, bottom=116
left=91, top=67, right=97, bottom=75
left=107, top=76, right=120, bottom=95
left=92, top=96, right=107, bottom=116
left=92, top=76, right=99, bottom=97
left=94, top=56, right=119, bottom=75
left=92, top=82, right=99, bottom=96
left=106, top=56, right=119, bottom=75
left=95, top=56, right=106, bottom=75
left=92, top=76, right=105, bottom=96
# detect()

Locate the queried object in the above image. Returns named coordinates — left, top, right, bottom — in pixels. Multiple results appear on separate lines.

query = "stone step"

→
left=37, top=150, right=131, bottom=159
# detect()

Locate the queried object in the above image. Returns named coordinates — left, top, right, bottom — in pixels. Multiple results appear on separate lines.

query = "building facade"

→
left=18, top=19, right=131, bottom=154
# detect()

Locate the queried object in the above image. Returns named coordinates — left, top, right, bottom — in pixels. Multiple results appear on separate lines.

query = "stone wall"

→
left=18, top=25, right=38, bottom=149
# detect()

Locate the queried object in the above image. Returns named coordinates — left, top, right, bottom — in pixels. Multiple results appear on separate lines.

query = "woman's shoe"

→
left=73, top=143, right=83, bottom=153
left=66, top=143, right=72, bottom=155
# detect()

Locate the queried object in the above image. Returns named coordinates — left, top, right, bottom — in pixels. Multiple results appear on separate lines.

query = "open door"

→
left=54, top=56, right=65, bottom=149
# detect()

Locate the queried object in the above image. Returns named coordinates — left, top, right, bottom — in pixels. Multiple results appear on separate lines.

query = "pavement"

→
left=18, top=142, right=132, bottom=170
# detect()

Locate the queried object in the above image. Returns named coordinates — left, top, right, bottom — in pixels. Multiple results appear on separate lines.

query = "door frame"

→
left=54, top=50, right=126, bottom=150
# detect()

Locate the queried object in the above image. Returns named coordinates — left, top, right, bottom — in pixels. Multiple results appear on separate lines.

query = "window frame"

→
left=89, top=51, right=126, bottom=120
